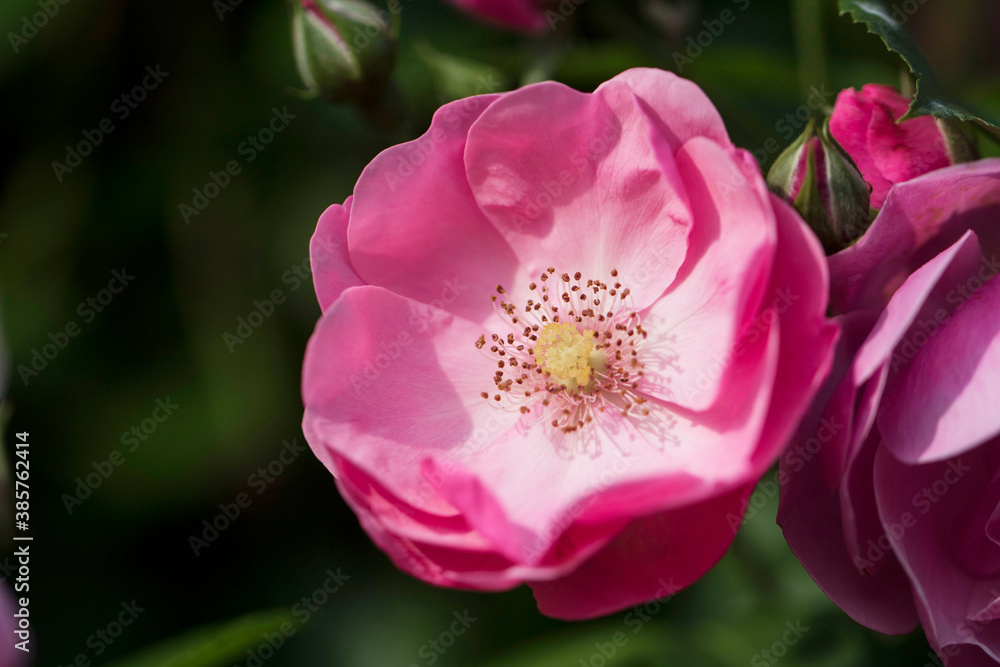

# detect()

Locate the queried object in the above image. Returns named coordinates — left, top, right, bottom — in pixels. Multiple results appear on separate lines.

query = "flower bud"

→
left=291, top=0, right=398, bottom=106
left=768, top=118, right=872, bottom=254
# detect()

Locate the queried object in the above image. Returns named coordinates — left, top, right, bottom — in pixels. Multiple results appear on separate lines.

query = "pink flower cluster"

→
left=781, top=87, right=1000, bottom=663
left=301, top=60, right=1000, bottom=665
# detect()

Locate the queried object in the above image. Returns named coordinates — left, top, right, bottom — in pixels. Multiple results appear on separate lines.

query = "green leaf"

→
left=837, top=0, right=1000, bottom=139
left=105, top=609, right=300, bottom=667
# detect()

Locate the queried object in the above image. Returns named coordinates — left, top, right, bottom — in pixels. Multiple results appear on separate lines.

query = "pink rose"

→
left=779, top=159, right=1000, bottom=663
left=444, top=0, right=550, bottom=33
left=302, top=68, right=837, bottom=619
left=829, top=84, right=954, bottom=210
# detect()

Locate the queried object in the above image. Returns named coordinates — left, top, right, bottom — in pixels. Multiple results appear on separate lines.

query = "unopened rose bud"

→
left=291, top=0, right=398, bottom=108
left=768, top=118, right=872, bottom=254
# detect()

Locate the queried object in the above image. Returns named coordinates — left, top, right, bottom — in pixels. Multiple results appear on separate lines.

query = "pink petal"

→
left=747, top=195, right=839, bottom=470
left=930, top=645, right=1000, bottom=667
left=867, top=100, right=949, bottom=195
left=597, top=68, right=731, bottom=151
left=828, top=159, right=1000, bottom=314
left=335, top=455, right=627, bottom=590
left=529, top=483, right=754, bottom=620
left=421, top=322, right=774, bottom=565
left=311, top=197, right=363, bottom=312
left=829, top=86, right=894, bottom=208
left=347, top=94, right=524, bottom=323
left=880, top=245, right=1000, bottom=463
left=778, top=429, right=919, bottom=634
left=874, top=443, right=1000, bottom=659
left=447, top=0, right=548, bottom=33
left=804, top=311, right=880, bottom=490
left=641, top=137, right=775, bottom=411
left=465, top=78, right=693, bottom=310
left=302, top=285, right=520, bottom=515
left=852, top=230, right=982, bottom=385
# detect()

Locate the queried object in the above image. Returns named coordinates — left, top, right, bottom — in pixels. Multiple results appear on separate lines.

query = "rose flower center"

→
left=476, top=268, right=649, bottom=437
left=534, top=322, right=604, bottom=391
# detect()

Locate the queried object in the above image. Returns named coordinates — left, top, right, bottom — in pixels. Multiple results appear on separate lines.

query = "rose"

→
left=302, top=67, right=837, bottom=619
left=829, top=84, right=960, bottom=210
left=778, top=159, right=1000, bottom=662
left=443, top=0, right=552, bottom=33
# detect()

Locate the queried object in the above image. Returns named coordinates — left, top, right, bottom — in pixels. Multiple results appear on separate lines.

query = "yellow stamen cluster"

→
left=475, top=268, right=652, bottom=438
left=534, top=322, right=597, bottom=391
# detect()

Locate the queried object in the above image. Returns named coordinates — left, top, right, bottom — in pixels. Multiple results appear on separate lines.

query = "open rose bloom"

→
left=779, top=159, right=1000, bottom=663
left=444, top=0, right=551, bottom=33
left=302, top=68, right=837, bottom=619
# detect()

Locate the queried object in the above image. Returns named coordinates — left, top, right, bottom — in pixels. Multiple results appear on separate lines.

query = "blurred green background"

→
left=1, top=0, right=998, bottom=665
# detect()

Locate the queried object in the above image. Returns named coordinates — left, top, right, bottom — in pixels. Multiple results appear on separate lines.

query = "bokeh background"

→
left=2, top=0, right=999, bottom=665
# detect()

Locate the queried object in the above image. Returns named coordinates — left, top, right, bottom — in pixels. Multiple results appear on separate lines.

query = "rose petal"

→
left=640, top=137, right=774, bottom=411
left=311, top=197, right=363, bottom=312
left=829, top=160, right=1000, bottom=314
left=779, top=430, right=919, bottom=634
left=880, top=250, right=1000, bottom=463
left=302, top=285, right=519, bottom=514
left=466, top=77, right=693, bottom=309
left=348, top=94, right=524, bottom=322
left=529, top=483, right=753, bottom=620
left=874, top=443, right=1000, bottom=659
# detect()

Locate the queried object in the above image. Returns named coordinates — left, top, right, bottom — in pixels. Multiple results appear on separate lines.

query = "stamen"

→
left=475, top=269, right=652, bottom=436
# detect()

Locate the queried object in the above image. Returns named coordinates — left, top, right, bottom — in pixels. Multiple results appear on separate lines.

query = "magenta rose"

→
left=779, top=159, right=1000, bottom=663
left=829, top=84, right=956, bottom=210
left=444, top=0, right=550, bottom=33
left=302, top=68, right=837, bottom=619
